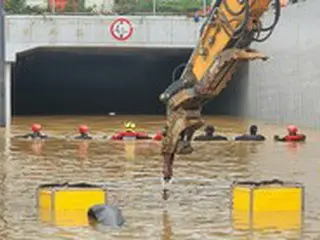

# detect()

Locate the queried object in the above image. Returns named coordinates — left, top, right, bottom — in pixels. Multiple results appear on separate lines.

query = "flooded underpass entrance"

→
left=12, top=47, right=193, bottom=115
left=4, top=47, right=320, bottom=240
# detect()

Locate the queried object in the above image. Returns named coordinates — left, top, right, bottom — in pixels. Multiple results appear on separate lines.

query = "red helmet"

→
left=78, top=125, right=89, bottom=134
left=31, top=123, right=42, bottom=133
left=287, top=125, right=298, bottom=134
left=280, top=0, right=287, bottom=7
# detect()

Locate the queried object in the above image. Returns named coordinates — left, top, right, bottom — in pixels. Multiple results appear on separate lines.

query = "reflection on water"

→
left=0, top=115, right=320, bottom=239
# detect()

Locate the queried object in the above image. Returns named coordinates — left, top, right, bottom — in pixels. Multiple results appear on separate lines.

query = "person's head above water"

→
left=204, top=125, right=215, bottom=135
left=78, top=125, right=89, bottom=134
left=124, top=121, right=136, bottom=132
left=249, top=125, right=258, bottom=135
left=31, top=123, right=42, bottom=133
left=287, top=125, right=298, bottom=135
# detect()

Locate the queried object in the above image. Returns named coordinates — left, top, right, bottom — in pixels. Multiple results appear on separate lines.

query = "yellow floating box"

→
left=231, top=179, right=304, bottom=230
left=37, top=183, right=107, bottom=227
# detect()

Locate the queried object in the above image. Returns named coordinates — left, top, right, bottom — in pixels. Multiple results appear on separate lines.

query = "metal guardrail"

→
left=5, top=0, right=209, bottom=16
left=5, top=11, right=200, bottom=16
left=4, top=0, right=307, bottom=16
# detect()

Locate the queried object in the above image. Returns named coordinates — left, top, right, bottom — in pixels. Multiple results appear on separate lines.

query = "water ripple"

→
left=0, top=116, right=319, bottom=239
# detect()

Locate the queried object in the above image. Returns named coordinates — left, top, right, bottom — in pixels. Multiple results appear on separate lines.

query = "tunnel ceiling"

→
left=12, top=47, right=247, bottom=116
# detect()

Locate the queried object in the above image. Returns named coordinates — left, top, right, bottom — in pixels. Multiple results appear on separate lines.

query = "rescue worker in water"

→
left=153, top=131, right=163, bottom=141
left=235, top=125, right=266, bottom=141
left=110, top=121, right=152, bottom=140
left=194, top=125, right=228, bottom=141
left=152, top=125, right=168, bottom=141
left=274, top=125, right=306, bottom=142
left=17, top=124, right=48, bottom=139
left=74, top=125, right=92, bottom=140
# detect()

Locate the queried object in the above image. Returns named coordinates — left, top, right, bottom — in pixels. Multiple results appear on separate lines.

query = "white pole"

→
left=153, top=0, right=156, bottom=15
left=52, top=0, right=56, bottom=14
left=0, top=0, right=6, bottom=126
left=203, top=0, right=206, bottom=15
left=5, top=63, right=10, bottom=127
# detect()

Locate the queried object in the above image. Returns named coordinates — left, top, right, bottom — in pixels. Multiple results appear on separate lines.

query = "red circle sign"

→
left=109, top=18, right=134, bottom=41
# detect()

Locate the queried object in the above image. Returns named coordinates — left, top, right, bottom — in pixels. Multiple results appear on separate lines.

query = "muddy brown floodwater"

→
left=0, top=115, right=320, bottom=240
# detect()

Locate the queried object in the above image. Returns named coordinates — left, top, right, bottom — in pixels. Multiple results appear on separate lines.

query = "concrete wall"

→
left=205, top=62, right=249, bottom=116
left=6, top=15, right=202, bottom=62
left=247, top=0, right=320, bottom=128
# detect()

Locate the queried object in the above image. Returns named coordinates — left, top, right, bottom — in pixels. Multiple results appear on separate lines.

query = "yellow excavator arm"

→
left=160, top=0, right=281, bottom=182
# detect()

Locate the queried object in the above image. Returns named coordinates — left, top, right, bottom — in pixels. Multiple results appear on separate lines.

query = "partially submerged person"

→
left=74, top=125, right=92, bottom=140
left=153, top=125, right=168, bottom=141
left=235, top=125, right=266, bottom=141
left=110, top=121, right=152, bottom=140
left=274, top=125, right=306, bottom=142
left=194, top=125, right=228, bottom=141
left=15, top=124, right=48, bottom=139
left=87, top=204, right=125, bottom=229
left=153, top=131, right=163, bottom=141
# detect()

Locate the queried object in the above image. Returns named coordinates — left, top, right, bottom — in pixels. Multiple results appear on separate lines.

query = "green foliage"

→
left=5, top=0, right=10, bottom=11
left=5, top=0, right=26, bottom=13
left=157, top=0, right=203, bottom=13
left=113, top=0, right=206, bottom=14
left=64, top=0, right=75, bottom=12
left=113, top=0, right=140, bottom=14
left=77, top=0, right=86, bottom=12
left=4, top=0, right=208, bottom=15
left=5, top=0, right=51, bottom=14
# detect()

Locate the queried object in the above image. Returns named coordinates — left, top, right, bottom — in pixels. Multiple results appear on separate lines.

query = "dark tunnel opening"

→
left=12, top=47, right=247, bottom=116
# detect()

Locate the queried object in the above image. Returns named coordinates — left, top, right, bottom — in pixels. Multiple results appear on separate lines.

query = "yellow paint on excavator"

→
left=192, top=0, right=272, bottom=82
left=251, top=0, right=271, bottom=16
left=160, top=0, right=280, bottom=159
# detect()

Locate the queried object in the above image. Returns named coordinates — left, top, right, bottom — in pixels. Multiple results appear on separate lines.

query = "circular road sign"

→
left=109, top=17, right=134, bottom=41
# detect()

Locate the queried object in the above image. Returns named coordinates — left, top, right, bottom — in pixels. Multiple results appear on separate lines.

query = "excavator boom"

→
left=160, top=0, right=281, bottom=182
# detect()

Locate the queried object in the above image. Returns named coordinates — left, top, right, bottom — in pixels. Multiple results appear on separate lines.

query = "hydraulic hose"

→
left=172, top=63, right=187, bottom=82
left=220, top=15, right=249, bottom=39
left=252, top=0, right=280, bottom=43
left=198, top=0, right=223, bottom=36
left=250, top=0, right=280, bottom=42
left=218, top=1, right=249, bottom=39
left=223, top=0, right=248, bottom=16
left=255, top=0, right=281, bottom=32
left=252, top=25, right=275, bottom=42
left=199, top=0, right=222, bottom=37
left=200, top=0, right=249, bottom=40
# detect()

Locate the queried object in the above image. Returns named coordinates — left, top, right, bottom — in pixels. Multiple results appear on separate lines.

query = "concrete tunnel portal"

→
left=11, top=47, right=248, bottom=116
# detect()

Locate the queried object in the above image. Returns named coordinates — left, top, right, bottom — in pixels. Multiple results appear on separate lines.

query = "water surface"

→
left=1, top=115, right=319, bottom=240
